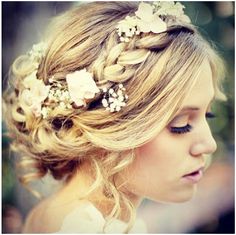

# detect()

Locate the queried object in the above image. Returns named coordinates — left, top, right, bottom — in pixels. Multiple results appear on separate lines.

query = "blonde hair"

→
left=3, top=2, right=226, bottom=232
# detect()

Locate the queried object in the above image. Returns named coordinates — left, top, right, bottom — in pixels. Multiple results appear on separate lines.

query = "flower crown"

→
left=19, top=1, right=190, bottom=119
left=116, top=1, right=191, bottom=42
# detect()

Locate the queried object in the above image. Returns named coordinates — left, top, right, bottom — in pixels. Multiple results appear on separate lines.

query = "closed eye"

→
left=206, top=112, right=215, bottom=119
left=170, top=124, right=192, bottom=134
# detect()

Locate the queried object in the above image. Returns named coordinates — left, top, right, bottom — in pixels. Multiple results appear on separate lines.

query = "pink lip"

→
left=182, top=168, right=204, bottom=183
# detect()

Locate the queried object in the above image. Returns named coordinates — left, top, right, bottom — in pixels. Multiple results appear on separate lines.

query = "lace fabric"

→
left=55, top=201, right=147, bottom=234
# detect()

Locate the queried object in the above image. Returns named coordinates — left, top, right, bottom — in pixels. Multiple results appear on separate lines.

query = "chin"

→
left=151, top=184, right=198, bottom=203
left=171, top=184, right=198, bottom=203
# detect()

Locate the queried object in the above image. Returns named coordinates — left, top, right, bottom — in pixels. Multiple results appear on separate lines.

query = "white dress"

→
left=55, top=201, right=147, bottom=233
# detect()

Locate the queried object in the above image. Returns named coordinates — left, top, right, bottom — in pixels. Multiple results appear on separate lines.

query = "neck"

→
left=55, top=161, right=143, bottom=222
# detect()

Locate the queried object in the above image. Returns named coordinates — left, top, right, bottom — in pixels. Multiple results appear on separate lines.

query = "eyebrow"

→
left=179, top=106, right=200, bottom=112
left=178, top=96, right=215, bottom=114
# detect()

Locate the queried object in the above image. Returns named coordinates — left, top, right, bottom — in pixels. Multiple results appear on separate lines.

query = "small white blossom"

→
left=41, top=107, right=49, bottom=119
left=116, top=2, right=191, bottom=42
left=116, top=106, right=121, bottom=112
left=102, top=87, right=108, bottom=93
left=55, top=90, right=62, bottom=97
left=59, top=102, right=66, bottom=109
left=100, top=82, right=128, bottom=113
left=109, top=97, right=114, bottom=103
left=110, top=103, right=116, bottom=109
left=118, top=96, right=124, bottom=102
left=109, top=89, right=114, bottom=94
left=112, top=93, right=118, bottom=98
left=117, top=90, right=123, bottom=96
left=48, top=93, right=55, bottom=101
left=29, top=42, right=47, bottom=61
left=66, top=104, right=72, bottom=109
left=102, top=99, right=108, bottom=107
left=121, top=102, right=126, bottom=106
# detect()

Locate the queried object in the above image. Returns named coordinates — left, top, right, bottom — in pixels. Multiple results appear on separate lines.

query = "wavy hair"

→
left=3, top=2, right=226, bottom=232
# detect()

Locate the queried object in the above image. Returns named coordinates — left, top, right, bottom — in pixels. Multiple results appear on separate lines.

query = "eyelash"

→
left=206, top=112, right=216, bottom=119
left=170, top=112, right=216, bottom=134
left=170, top=124, right=192, bottom=134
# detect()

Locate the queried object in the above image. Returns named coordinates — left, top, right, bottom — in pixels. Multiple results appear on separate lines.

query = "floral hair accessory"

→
left=102, top=84, right=128, bottom=112
left=20, top=71, right=50, bottom=117
left=28, top=42, right=47, bottom=69
left=66, top=69, right=100, bottom=107
left=20, top=47, right=128, bottom=118
left=116, top=1, right=191, bottom=42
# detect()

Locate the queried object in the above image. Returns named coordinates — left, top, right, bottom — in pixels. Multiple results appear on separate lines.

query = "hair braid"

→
left=3, top=2, right=226, bottom=233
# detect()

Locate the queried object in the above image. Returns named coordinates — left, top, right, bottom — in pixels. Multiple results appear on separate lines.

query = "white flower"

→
left=117, top=90, right=123, bottom=96
left=116, top=16, right=138, bottom=39
left=101, top=82, right=128, bottom=113
left=118, top=95, right=124, bottom=102
left=41, top=107, right=49, bottom=119
left=116, top=106, right=121, bottom=112
left=29, top=42, right=47, bottom=61
left=102, top=99, right=108, bottom=108
left=60, top=91, right=70, bottom=101
left=20, top=70, right=50, bottom=117
left=102, top=87, right=108, bottom=93
left=66, top=104, right=72, bottom=109
left=23, top=71, right=50, bottom=97
left=135, top=2, right=167, bottom=34
left=112, top=93, right=118, bottom=98
left=116, top=2, right=191, bottom=42
left=20, top=89, right=33, bottom=106
left=66, top=69, right=100, bottom=107
left=109, top=88, right=114, bottom=94
left=155, top=2, right=191, bottom=23
left=109, top=97, right=114, bottom=103
left=30, top=103, right=42, bottom=117
left=20, top=90, right=41, bottom=117
left=22, top=71, right=37, bottom=88
left=59, top=102, right=66, bottom=109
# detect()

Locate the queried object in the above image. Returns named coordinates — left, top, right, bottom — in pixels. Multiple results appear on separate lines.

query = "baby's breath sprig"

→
left=102, top=84, right=128, bottom=113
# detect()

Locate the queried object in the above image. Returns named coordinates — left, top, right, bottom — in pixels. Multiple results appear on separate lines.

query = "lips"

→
left=182, top=167, right=204, bottom=183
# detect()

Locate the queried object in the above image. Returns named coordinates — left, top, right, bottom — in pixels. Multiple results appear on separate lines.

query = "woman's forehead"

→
left=180, top=61, right=214, bottom=110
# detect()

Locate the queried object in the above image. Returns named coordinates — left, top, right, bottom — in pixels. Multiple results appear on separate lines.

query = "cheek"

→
left=136, top=134, right=184, bottom=174
left=134, top=143, right=170, bottom=185
left=123, top=137, right=174, bottom=192
left=123, top=132, right=192, bottom=198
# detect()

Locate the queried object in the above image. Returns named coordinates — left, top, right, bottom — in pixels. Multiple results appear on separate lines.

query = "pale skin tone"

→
left=121, top=59, right=216, bottom=204
left=23, top=59, right=216, bottom=233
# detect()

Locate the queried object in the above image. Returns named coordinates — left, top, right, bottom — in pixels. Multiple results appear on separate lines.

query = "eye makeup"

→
left=206, top=112, right=215, bottom=119
left=169, top=112, right=216, bottom=135
left=170, top=124, right=192, bottom=134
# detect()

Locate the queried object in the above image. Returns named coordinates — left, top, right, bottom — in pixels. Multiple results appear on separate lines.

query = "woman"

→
left=3, top=1, right=226, bottom=233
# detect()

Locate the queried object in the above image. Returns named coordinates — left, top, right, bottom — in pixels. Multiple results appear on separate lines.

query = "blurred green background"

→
left=2, top=1, right=234, bottom=233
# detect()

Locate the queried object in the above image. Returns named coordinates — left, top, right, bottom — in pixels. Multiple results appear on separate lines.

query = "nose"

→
left=190, top=122, right=217, bottom=157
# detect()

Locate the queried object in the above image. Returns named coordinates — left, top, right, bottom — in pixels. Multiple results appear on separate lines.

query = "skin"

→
left=23, top=59, right=217, bottom=232
left=121, top=59, right=217, bottom=204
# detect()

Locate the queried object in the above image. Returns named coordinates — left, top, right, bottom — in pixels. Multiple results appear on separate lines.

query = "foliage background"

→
left=2, top=1, right=234, bottom=233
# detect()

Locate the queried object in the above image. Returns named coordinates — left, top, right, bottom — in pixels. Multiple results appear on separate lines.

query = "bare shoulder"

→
left=22, top=197, right=63, bottom=233
left=22, top=195, right=88, bottom=233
